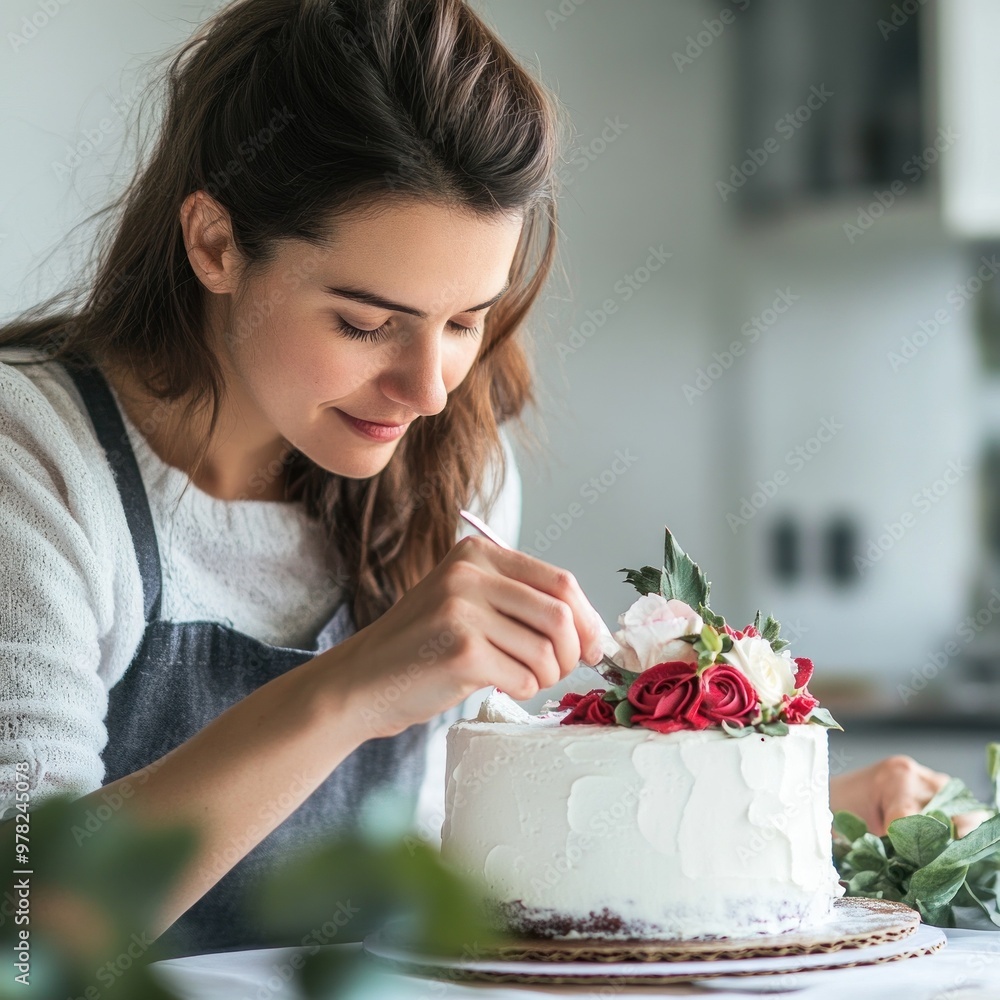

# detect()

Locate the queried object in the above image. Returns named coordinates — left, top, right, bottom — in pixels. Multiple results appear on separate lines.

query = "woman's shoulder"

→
left=0, top=346, right=97, bottom=445
left=0, top=345, right=146, bottom=673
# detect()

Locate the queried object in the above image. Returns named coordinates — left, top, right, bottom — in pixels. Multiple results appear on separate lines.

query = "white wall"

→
left=3, top=0, right=984, bottom=699
left=0, top=2, right=226, bottom=314
left=474, top=0, right=980, bottom=697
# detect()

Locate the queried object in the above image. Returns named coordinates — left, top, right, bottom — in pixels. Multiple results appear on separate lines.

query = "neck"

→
left=100, top=359, right=294, bottom=503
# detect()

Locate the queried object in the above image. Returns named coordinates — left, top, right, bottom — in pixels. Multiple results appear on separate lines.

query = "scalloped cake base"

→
left=363, top=899, right=943, bottom=986
left=473, top=897, right=920, bottom=963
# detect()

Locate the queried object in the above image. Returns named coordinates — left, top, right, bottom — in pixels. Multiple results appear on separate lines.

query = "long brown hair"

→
left=0, top=0, right=568, bottom=630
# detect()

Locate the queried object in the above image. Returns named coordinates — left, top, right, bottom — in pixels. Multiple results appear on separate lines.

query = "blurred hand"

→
left=830, top=755, right=991, bottom=838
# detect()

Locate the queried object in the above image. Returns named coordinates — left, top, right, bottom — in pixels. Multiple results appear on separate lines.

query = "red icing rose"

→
left=793, top=656, right=814, bottom=690
left=782, top=690, right=819, bottom=724
left=723, top=623, right=760, bottom=640
left=627, top=661, right=707, bottom=734
left=700, top=663, right=759, bottom=725
left=558, top=689, right=617, bottom=725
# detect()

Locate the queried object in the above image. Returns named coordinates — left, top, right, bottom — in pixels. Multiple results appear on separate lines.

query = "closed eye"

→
left=334, top=318, right=481, bottom=343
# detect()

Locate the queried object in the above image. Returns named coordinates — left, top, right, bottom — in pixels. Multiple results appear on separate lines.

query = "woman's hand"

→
left=327, top=535, right=605, bottom=739
left=830, top=756, right=991, bottom=838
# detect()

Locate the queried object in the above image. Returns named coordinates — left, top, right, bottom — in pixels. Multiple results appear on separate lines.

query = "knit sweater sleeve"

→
left=0, top=360, right=144, bottom=819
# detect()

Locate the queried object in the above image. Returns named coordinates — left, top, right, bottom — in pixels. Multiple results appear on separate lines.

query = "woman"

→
left=0, top=0, right=966, bottom=960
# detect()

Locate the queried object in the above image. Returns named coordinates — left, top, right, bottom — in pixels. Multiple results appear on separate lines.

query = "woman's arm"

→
left=9, top=534, right=605, bottom=946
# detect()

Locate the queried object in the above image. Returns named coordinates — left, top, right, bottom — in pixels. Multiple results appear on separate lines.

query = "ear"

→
left=179, top=190, right=241, bottom=295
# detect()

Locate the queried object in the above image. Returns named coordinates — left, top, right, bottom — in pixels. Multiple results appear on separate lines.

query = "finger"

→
left=918, top=765, right=950, bottom=795
left=478, top=603, right=563, bottom=691
left=480, top=572, right=583, bottom=679
left=879, top=793, right=925, bottom=835
left=954, top=810, right=992, bottom=839
left=456, top=537, right=603, bottom=664
left=488, top=659, right=547, bottom=702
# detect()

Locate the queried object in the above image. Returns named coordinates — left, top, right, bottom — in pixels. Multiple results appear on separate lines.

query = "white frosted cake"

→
left=439, top=527, right=845, bottom=941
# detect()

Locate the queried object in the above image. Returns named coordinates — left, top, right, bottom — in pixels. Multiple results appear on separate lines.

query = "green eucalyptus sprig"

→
left=835, top=743, right=1000, bottom=928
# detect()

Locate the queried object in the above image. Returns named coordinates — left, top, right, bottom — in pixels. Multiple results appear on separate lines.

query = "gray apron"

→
left=62, top=358, right=430, bottom=960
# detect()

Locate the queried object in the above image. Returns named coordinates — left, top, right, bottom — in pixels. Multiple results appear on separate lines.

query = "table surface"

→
left=149, top=928, right=1000, bottom=1000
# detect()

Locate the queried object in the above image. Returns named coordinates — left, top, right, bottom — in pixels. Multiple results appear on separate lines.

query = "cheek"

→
left=258, top=320, right=376, bottom=404
left=443, top=340, right=482, bottom=389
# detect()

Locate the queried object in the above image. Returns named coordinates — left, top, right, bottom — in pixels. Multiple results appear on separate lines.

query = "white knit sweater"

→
left=0, top=346, right=521, bottom=833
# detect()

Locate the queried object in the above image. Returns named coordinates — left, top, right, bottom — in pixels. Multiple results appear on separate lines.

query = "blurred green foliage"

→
left=0, top=789, right=498, bottom=999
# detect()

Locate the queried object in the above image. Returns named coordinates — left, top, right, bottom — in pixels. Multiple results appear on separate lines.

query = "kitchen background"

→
left=2, top=0, right=999, bottom=793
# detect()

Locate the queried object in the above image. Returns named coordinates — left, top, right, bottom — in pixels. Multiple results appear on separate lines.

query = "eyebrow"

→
left=323, top=280, right=510, bottom=319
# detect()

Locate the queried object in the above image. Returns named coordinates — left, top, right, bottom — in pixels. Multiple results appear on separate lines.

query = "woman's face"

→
left=206, top=197, right=524, bottom=480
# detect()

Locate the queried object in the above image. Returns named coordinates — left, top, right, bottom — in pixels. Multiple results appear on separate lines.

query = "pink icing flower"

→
left=610, top=595, right=703, bottom=673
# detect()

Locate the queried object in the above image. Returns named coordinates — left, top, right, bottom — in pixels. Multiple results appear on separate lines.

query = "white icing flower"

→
left=476, top=690, right=535, bottom=724
left=722, top=635, right=796, bottom=708
left=610, top=594, right=703, bottom=673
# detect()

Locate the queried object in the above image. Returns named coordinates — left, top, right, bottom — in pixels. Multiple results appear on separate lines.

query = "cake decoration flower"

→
left=557, top=526, right=841, bottom=738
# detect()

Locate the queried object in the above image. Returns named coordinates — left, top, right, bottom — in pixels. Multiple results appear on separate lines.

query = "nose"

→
left=380, top=327, right=449, bottom=418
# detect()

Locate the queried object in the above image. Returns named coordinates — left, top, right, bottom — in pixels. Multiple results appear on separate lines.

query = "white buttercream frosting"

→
left=440, top=720, right=843, bottom=940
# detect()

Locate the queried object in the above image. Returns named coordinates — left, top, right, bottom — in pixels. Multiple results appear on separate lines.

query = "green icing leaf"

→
left=618, top=565, right=662, bottom=597
left=721, top=720, right=754, bottom=738
left=757, top=720, right=789, bottom=737
left=808, top=707, right=844, bottom=731
left=760, top=614, right=782, bottom=644
left=614, top=700, right=636, bottom=727
left=698, top=604, right=726, bottom=629
left=660, top=526, right=710, bottom=608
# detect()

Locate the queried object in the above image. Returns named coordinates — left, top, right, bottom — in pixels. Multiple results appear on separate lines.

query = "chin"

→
left=324, top=446, right=400, bottom=480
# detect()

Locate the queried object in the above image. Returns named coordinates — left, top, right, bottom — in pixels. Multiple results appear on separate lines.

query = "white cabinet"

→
left=939, top=0, right=1000, bottom=237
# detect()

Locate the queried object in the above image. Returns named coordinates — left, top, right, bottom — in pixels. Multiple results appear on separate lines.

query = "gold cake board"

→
left=480, top=897, right=920, bottom=963
left=363, top=898, right=946, bottom=986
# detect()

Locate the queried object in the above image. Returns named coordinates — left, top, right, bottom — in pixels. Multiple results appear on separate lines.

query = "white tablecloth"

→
left=149, top=929, right=1000, bottom=1000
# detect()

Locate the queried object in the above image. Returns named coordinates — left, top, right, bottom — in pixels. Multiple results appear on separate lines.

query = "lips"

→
left=334, top=408, right=412, bottom=441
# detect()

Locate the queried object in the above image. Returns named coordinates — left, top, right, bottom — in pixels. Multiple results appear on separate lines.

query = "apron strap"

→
left=63, top=358, right=163, bottom=623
